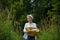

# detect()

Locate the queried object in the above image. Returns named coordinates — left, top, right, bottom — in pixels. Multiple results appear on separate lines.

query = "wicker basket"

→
left=26, top=27, right=39, bottom=36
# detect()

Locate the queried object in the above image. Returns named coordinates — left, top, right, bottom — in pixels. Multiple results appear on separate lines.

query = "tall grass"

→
left=0, top=21, right=23, bottom=40
left=0, top=17, right=58, bottom=40
left=37, top=17, right=58, bottom=40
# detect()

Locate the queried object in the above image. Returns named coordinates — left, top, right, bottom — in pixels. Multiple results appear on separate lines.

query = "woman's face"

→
left=27, top=17, right=32, bottom=23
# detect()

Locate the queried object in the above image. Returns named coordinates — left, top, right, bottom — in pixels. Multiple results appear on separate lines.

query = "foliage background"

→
left=0, top=0, right=60, bottom=40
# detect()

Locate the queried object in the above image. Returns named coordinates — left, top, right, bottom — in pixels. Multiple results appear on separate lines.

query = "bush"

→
left=0, top=21, right=21, bottom=40
left=38, top=25, right=57, bottom=40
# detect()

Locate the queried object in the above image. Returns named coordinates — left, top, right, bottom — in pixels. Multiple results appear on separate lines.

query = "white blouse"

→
left=23, top=22, right=37, bottom=39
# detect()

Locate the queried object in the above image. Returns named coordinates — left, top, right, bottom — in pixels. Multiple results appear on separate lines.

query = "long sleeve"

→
left=23, top=23, right=37, bottom=32
left=23, top=23, right=37, bottom=39
left=23, top=23, right=27, bottom=32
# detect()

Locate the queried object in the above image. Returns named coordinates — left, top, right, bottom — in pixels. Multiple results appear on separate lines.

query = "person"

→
left=23, top=14, right=37, bottom=40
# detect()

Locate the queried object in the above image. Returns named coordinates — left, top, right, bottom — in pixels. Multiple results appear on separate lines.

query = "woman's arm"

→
left=23, top=23, right=27, bottom=32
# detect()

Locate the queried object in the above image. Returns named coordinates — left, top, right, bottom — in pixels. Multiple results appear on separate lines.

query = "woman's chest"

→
left=26, top=23, right=35, bottom=28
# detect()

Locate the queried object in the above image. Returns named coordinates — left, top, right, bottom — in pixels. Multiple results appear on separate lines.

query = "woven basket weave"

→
left=26, top=27, right=39, bottom=36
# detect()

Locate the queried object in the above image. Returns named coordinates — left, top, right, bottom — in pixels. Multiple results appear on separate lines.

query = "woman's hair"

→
left=27, top=14, right=33, bottom=19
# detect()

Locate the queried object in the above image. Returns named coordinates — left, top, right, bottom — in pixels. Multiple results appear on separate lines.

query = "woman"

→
left=23, top=15, right=37, bottom=40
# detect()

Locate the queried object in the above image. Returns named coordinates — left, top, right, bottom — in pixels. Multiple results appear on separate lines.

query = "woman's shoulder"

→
left=32, top=23, right=36, bottom=25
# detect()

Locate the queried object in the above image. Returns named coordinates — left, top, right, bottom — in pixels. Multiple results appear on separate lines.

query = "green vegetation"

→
left=0, top=0, right=60, bottom=40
